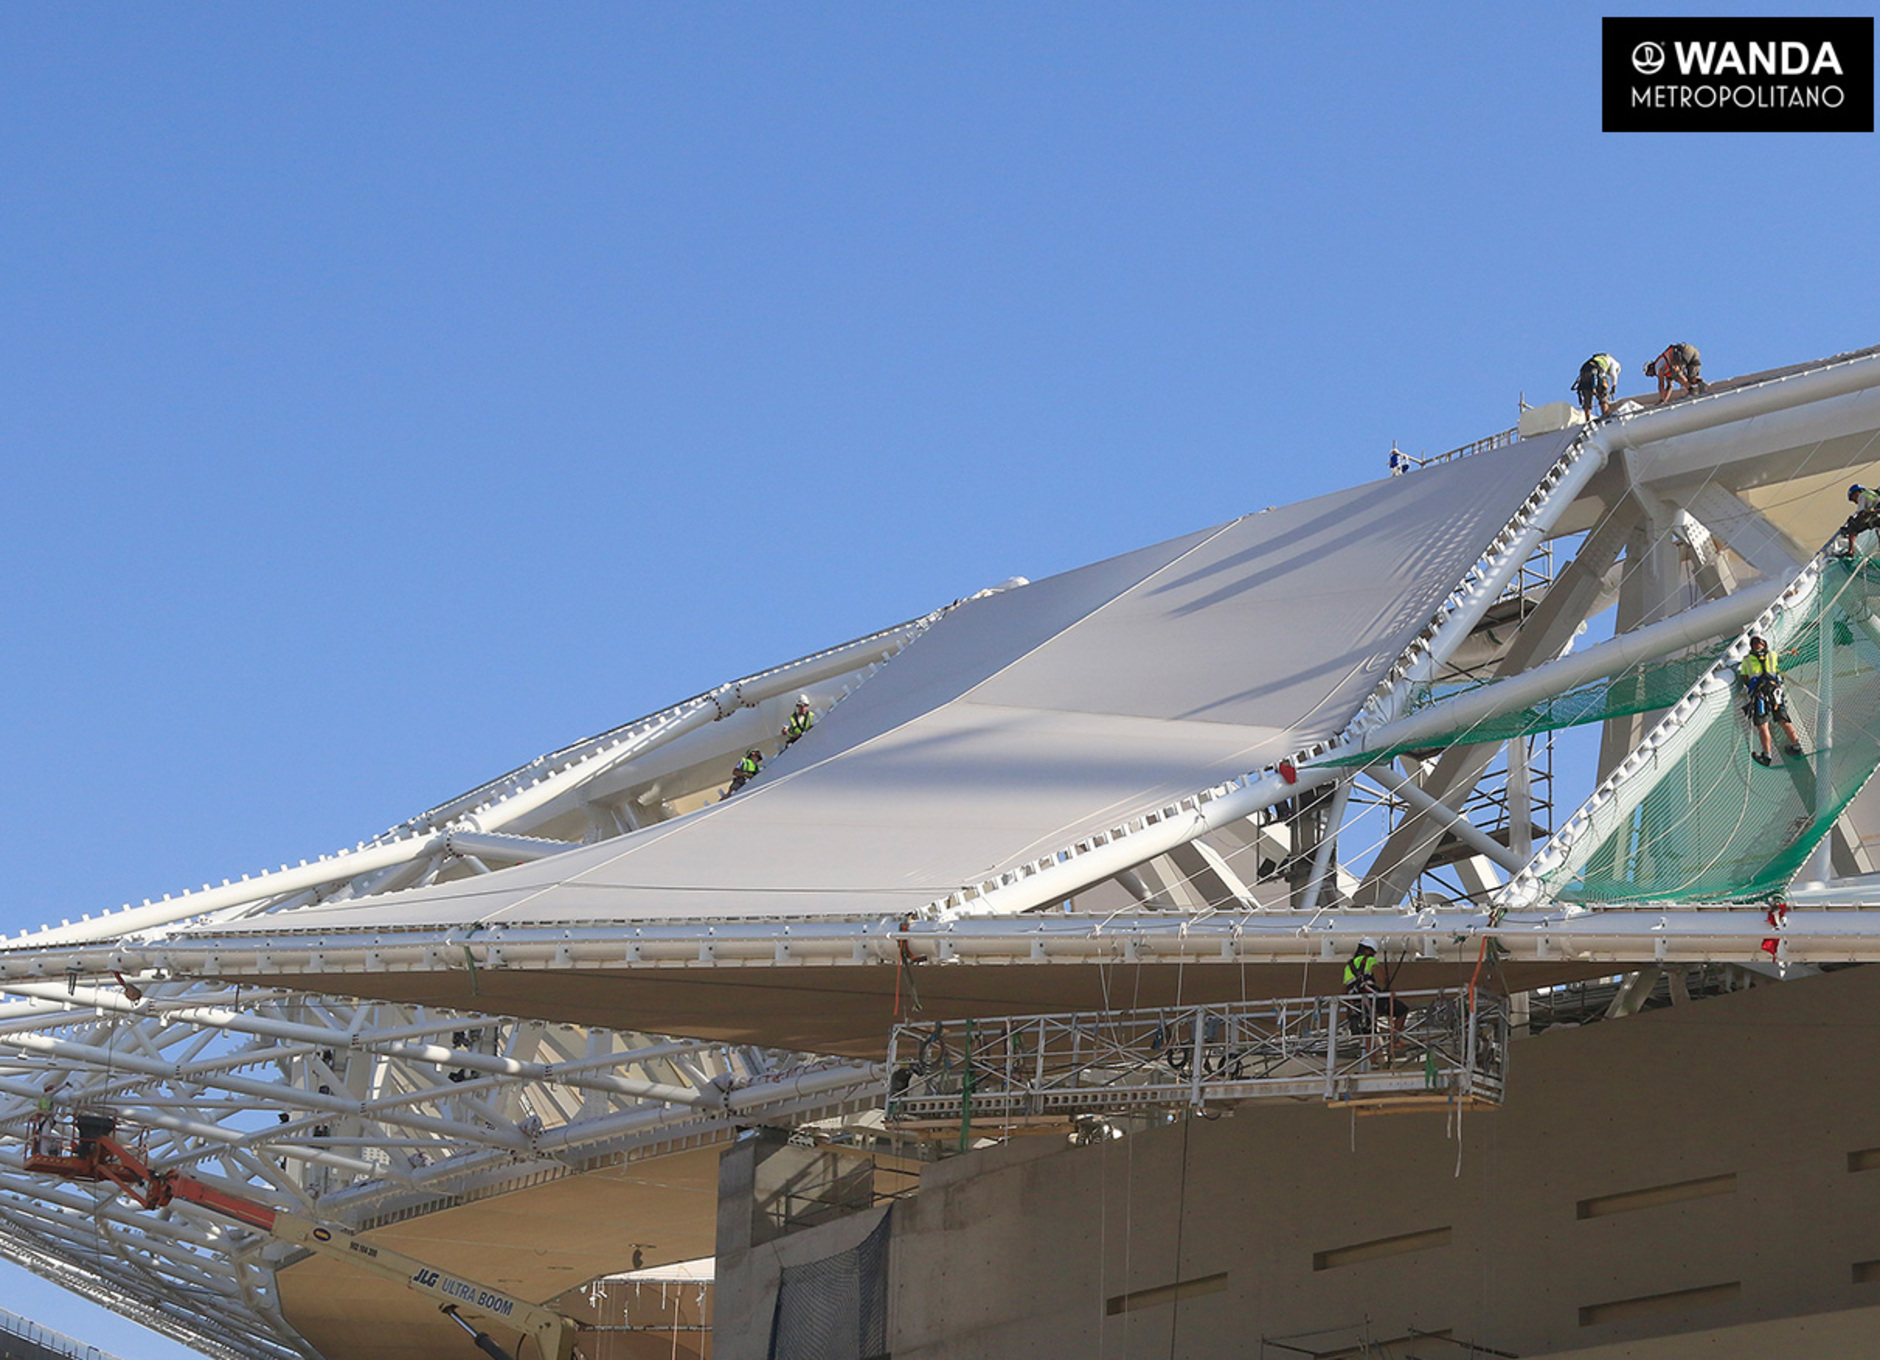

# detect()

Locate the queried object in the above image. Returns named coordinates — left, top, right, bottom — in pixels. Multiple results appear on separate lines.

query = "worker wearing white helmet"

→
left=1839, top=484, right=1880, bottom=558
left=1573, top=352, right=1622, bottom=420
left=782, top=695, right=817, bottom=746
left=1343, top=939, right=1382, bottom=993
left=1738, top=636, right=1804, bottom=768
left=1343, top=937, right=1407, bottom=1033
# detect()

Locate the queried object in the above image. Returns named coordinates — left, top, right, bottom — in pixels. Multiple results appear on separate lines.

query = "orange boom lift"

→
left=25, top=1112, right=579, bottom=1360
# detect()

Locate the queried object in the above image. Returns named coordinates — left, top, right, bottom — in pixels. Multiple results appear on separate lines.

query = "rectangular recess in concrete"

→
left=1578, top=1281, right=1740, bottom=1327
left=1854, top=1259, right=1880, bottom=1283
left=1104, top=1272, right=1228, bottom=1315
left=1847, top=1147, right=1880, bottom=1172
left=1576, top=1172, right=1736, bottom=1220
left=1311, top=1226, right=1452, bottom=1272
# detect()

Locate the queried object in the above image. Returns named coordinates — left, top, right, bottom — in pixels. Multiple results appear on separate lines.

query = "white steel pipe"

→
left=528, top=1061, right=883, bottom=1154
left=3, top=836, right=445, bottom=951
left=441, top=830, right=573, bottom=864
left=1325, top=576, right=1783, bottom=770
left=0, top=984, right=725, bottom=1109
left=1360, top=765, right=1526, bottom=873
left=1613, top=345, right=1880, bottom=450
left=1402, top=434, right=1608, bottom=688
left=0, top=1030, right=533, bottom=1151
left=449, top=626, right=918, bottom=837
left=946, top=431, right=1613, bottom=920
left=6, top=623, right=925, bottom=951
left=1296, top=779, right=1352, bottom=915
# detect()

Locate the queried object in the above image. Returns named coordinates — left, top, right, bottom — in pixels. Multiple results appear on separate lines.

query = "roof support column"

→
left=1598, top=483, right=1689, bottom=781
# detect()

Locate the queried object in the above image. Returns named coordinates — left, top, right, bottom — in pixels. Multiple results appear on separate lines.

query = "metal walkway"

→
left=885, top=990, right=1509, bottom=1130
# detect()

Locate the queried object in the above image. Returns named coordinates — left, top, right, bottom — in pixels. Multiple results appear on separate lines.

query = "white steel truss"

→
left=0, top=620, right=938, bottom=1358
left=5, top=349, right=1880, bottom=1359
left=0, top=979, right=883, bottom=1359
left=7, top=611, right=942, bottom=951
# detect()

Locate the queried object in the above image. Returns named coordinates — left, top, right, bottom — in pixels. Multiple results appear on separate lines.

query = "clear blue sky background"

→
left=1, top=4, right=1875, bottom=1355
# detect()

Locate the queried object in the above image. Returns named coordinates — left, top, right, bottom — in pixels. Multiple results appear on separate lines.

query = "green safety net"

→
left=1317, top=651, right=1724, bottom=769
left=1530, top=555, right=1880, bottom=904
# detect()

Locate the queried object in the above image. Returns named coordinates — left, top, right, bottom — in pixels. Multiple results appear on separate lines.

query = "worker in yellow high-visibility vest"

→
left=1342, top=937, right=1407, bottom=1034
left=1574, top=353, right=1622, bottom=420
left=727, top=748, right=763, bottom=795
left=782, top=696, right=817, bottom=746
left=1738, top=636, right=1805, bottom=768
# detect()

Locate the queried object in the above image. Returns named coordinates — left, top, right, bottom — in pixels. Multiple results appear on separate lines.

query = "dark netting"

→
left=768, top=1210, right=891, bottom=1360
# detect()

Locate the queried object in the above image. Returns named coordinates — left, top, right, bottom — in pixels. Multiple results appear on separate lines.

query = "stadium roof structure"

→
left=4, top=345, right=1880, bottom=1358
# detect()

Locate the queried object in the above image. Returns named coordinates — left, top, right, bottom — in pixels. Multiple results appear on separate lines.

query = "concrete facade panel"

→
left=722, top=968, right=1880, bottom=1359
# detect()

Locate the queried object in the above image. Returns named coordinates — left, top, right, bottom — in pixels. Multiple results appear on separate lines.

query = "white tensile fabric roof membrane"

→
left=223, top=435, right=1571, bottom=931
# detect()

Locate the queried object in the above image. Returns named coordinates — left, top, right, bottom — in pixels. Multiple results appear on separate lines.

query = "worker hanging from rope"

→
left=1342, top=937, right=1408, bottom=1035
left=1573, top=352, right=1622, bottom=420
left=726, top=748, right=764, bottom=795
left=1738, top=635, right=1805, bottom=768
left=1644, top=342, right=1705, bottom=404
left=1837, top=484, right=1880, bottom=558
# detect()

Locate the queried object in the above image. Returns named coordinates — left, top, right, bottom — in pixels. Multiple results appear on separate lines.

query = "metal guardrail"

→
left=0, top=1307, right=125, bottom=1360
left=1406, top=426, right=1520, bottom=470
left=885, top=990, right=1508, bottom=1130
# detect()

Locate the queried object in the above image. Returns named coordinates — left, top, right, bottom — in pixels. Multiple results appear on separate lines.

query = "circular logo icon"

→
left=312, top=1227, right=332, bottom=1242
left=1632, top=41, right=1666, bottom=75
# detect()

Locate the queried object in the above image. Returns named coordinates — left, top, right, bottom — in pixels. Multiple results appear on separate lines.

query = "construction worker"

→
left=32, top=1085, right=57, bottom=1157
left=726, top=748, right=763, bottom=795
left=1573, top=353, right=1622, bottom=420
left=1645, top=343, right=1705, bottom=404
left=1738, top=636, right=1804, bottom=767
left=1837, top=484, right=1880, bottom=557
left=1388, top=445, right=1410, bottom=477
left=781, top=696, right=816, bottom=746
left=1342, top=937, right=1407, bottom=1034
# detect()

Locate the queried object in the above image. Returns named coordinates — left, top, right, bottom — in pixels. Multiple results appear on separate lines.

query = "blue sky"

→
left=1, top=4, right=1875, bottom=1355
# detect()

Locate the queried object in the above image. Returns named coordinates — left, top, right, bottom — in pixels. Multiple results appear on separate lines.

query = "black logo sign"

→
left=1604, top=16, right=1873, bottom=132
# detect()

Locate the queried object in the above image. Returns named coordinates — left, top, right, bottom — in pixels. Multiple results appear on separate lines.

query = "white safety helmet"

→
left=1358, top=936, right=1379, bottom=952
left=796, top=694, right=811, bottom=706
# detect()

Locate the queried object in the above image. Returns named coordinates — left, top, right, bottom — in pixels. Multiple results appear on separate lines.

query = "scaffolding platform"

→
left=885, top=989, right=1508, bottom=1131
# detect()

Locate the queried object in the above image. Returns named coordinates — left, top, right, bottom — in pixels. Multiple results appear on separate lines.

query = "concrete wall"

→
left=715, top=1131, right=890, bottom=1360
left=722, top=966, right=1880, bottom=1359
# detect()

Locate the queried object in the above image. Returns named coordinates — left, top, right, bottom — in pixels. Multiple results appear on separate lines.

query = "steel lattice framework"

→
left=5, top=348, right=1880, bottom=1358
left=0, top=619, right=927, bottom=1357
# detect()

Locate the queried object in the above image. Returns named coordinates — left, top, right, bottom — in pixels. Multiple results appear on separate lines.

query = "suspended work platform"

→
left=884, top=989, right=1509, bottom=1132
